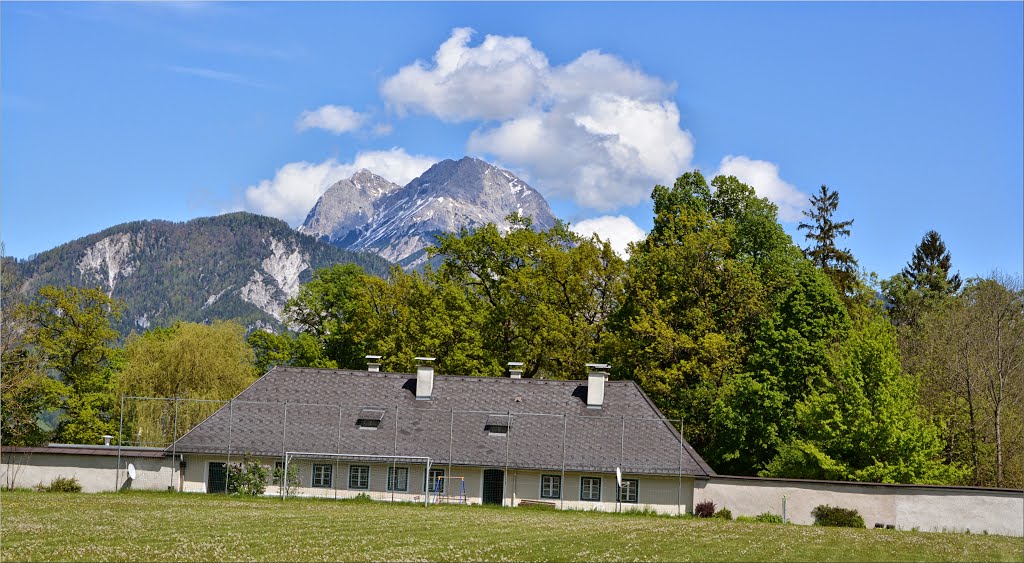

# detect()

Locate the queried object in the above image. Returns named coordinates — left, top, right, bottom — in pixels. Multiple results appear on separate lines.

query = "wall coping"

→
left=1, top=444, right=168, bottom=459
left=709, top=474, right=1023, bottom=495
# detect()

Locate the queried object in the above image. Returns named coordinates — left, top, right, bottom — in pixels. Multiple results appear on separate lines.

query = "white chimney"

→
left=415, top=357, right=436, bottom=400
left=507, top=362, right=524, bottom=379
left=585, top=363, right=610, bottom=408
left=366, top=355, right=382, bottom=372
left=102, top=435, right=113, bottom=446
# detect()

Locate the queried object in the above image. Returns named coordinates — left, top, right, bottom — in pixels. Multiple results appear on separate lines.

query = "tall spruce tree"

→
left=798, top=185, right=859, bottom=297
left=902, top=230, right=962, bottom=295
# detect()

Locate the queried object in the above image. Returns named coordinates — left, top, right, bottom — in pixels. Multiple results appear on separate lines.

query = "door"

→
left=482, top=469, right=504, bottom=505
left=207, top=462, right=227, bottom=494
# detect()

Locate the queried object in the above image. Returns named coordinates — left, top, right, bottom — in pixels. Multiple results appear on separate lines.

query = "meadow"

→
left=1, top=491, right=1021, bottom=562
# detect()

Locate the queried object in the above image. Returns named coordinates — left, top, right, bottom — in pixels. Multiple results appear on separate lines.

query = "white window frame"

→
left=580, top=476, right=601, bottom=502
left=426, top=467, right=445, bottom=494
left=618, top=478, right=639, bottom=504
left=311, top=463, right=333, bottom=488
left=387, top=466, right=409, bottom=492
left=348, top=465, right=369, bottom=490
left=540, top=474, right=561, bottom=500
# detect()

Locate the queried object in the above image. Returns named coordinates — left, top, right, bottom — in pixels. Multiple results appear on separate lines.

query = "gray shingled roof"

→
left=170, top=367, right=715, bottom=477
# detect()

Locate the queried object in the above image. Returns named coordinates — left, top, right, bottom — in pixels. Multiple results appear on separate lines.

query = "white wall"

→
left=695, top=477, right=1024, bottom=537
left=1, top=451, right=174, bottom=493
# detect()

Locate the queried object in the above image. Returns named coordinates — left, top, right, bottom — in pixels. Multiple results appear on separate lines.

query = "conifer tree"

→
left=902, top=230, right=962, bottom=295
left=798, top=185, right=859, bottom=297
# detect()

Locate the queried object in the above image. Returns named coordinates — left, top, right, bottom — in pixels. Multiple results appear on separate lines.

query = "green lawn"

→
left=1, top=491, right=1021, bottom=562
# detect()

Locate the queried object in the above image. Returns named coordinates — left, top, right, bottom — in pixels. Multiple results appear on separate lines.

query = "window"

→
left=272, top=461, right=284, bottom=485
left=387, top=467, right=409, bottom=492
left=484, top=414, right=510, bottom=435
left=356, top=408, right=384, bottom=429
left=618, top=479, right=638, bottom=503
left=426, top=467, right=445, bottom=494
left=349, top=465, right=369, bottom=490
left=541, top=475, right=561, bottom=499
left=580, top=476, right=601, bottom=502
left=312, top=463, right=333, bottom=488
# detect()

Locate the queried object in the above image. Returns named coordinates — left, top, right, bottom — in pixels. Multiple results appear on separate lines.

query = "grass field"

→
left=1, top=491, right=1021, bottom=562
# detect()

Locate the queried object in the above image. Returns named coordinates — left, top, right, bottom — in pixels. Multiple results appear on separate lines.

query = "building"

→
left=169, top=361, right=715, bottom=513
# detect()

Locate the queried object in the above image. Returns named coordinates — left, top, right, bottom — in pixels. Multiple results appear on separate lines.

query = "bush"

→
left=694, top=500, right=716, bottom=518
left=713, top=507, right=732, bottom=520
left=227, top=454, right=268, bottom=496
left=812, top=504, right=865, bottom=528
left=36, top=476, right=82, bottom=493
left=754, top=512, right=783, bottom=524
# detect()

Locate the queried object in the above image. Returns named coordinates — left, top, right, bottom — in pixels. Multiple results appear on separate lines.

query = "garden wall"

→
left=1, top=445, right=175, bottom=493
left=695, top=475, right=1023, bottom=536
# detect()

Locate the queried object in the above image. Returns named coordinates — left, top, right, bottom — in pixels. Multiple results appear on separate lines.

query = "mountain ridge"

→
left=301, top=156, right=558, bottom=269
left=6, top=212, right=391, bottom=336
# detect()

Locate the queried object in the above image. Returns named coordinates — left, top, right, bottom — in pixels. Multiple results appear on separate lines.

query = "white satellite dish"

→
left=615, top=467, right=622, bottom=488
left=127, top=463, right=136, bottom=480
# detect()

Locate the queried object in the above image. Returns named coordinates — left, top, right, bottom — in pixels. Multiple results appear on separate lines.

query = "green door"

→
left=208, top=462, right=227, bottom=494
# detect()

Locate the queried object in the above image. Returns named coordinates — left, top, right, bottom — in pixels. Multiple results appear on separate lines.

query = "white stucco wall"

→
left=1, top=450, right=175, bottom=493
left=695, top=477, right=1024, bottom=537
left=179, top=454, right=694, bottom=514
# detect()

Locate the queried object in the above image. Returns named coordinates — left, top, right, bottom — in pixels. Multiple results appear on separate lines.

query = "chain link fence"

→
left=116, top=395, right=693, bottom=509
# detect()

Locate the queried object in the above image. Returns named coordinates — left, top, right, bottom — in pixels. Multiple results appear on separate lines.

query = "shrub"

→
left=713, top=507, right=733, bottom=520
left=694, top=500, right=716, bottom=518
left=754, top=512, right=783, bottom=524
left=227, top=454, right=268, bottom=496
left=36, top=476, right=82, bottom=493
left=812, top=504, right=865, bottom=528
left=271, top=463, right=299, bottom=490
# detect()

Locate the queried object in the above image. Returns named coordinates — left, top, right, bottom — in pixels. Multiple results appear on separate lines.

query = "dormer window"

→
left=485, top=414, right=510, bottom=436
left=356, top=408, right=385, bottom=429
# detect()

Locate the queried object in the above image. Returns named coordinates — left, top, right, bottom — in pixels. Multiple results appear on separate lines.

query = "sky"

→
left=2, top=1, right=1022, bottom=280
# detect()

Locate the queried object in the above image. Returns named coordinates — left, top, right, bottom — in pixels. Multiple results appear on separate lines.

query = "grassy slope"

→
left=1, top=491, right=1021, bottom=562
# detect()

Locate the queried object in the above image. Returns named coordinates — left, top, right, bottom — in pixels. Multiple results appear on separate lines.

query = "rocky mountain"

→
left=300, top=157, right=558, bottom=269
left=5, top=212, right=391, bottom=336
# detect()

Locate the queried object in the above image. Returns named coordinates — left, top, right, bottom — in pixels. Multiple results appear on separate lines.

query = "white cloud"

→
left=715, top=155, right=809, bottom=222
left=571, top=215, right=647, bottom=258
left=242, top=148, right=436, bottom=225
left=296, top=105, right=367, bottom=134
left=381, top=27, right=548, bottom=122
left=381, top=28, right=694, bottom=211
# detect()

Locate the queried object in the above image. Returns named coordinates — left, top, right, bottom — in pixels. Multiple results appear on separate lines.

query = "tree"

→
left=902, top=230, right=962, bottom=296
left=0, top=280, right=62, bottom=445
left=26, top=286, right=123, bottom=444
left=283, top=263, right=367, bottom=369
left=116, top=321, right=256, bottom=446
left=913, top=274, right=1023, bottom=487
left=798, top=185, right=859, bottom=298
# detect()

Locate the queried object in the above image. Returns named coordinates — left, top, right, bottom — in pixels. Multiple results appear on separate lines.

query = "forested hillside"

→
left=4, top=212, right=391, bottom=335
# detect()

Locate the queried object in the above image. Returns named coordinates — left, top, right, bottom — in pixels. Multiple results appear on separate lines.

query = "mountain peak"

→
left=301, top=156, right=557, bottom=270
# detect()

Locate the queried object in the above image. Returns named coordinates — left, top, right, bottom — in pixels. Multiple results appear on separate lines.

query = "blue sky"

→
left=3, top=1, right=1021, bottom=280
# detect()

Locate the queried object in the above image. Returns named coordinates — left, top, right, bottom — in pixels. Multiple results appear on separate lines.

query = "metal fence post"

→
left=225, top=399, right=234, bottom=495
left=560, top=414, right=567, bottom=511
left=170, top=397, right=179, bottom=491
left=503, top=410, right=512, bottom=507
left=677, top=418, right=683, bottom=516
left=447, top=408, right=454, bottom=484
left=282, top=402, right=288, bottom=499
left=335, top=405, right=343, bottom=501
left=392, top=403, right=399, bottom=503
left=115, top=395, right=124, bottom=492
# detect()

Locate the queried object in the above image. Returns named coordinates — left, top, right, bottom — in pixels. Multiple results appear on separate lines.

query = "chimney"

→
left=102, top=435, right=113, bottom=446
left=414, top=357, right=436, bottom=400
left=585, top=363, right=610, bottom=408
left=507, top=362, right=524, bottom=379
left=365, top=355, right=382, bottom=372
